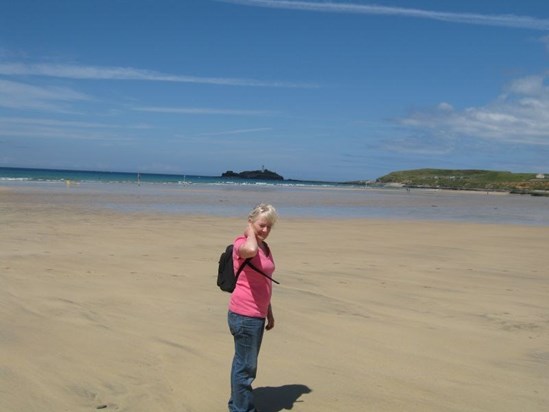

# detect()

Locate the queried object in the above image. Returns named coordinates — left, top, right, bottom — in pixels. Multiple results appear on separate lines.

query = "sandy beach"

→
left=1, top=186, right=548, bottom=412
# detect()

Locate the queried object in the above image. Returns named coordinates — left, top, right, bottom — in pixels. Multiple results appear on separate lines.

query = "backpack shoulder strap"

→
left=234, top=248, right=280, bottom=286
left=234, top=258, right=251, bottom=282
left=246, top=260, right=280, bottom=285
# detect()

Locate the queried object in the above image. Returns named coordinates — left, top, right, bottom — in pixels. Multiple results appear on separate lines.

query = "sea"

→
left=1, top=167, right=548, bottom=225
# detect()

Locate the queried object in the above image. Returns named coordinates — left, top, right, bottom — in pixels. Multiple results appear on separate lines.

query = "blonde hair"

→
left=248, top=203, right=278, bottom=225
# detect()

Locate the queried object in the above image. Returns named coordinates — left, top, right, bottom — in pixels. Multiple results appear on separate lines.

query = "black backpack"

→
left=217, top=244, right=280, bottom=293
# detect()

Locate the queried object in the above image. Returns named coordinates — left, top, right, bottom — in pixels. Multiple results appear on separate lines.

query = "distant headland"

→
left=354, top=168, right=549, bottom=196
left=219, top=168, right=549, bottom=196
left=221, top=169, right=284, bottom=180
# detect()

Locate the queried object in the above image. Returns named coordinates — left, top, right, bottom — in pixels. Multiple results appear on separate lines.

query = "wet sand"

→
left=1, top=186, right=548, bottom=411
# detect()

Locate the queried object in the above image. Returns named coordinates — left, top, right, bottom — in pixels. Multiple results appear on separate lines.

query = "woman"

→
left=228, top=203, right=278, bottom=412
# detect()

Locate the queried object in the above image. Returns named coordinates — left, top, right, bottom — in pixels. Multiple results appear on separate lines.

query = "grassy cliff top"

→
left=376, top=169, right=548, bottom=194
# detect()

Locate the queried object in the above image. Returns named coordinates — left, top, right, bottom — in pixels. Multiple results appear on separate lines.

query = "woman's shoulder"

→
left=233, top=235, right=246, bottom=245
left=232, top=235, right=246, bottom=256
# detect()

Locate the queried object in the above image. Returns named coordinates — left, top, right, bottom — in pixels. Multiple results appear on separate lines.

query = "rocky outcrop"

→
left=221, top=169, right=284, bottom=180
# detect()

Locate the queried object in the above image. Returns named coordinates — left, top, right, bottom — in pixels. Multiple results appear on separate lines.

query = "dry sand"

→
left=1, top=188, right=548, bottom=411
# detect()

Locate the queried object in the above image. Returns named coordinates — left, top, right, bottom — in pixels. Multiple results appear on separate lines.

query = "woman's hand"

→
left=244, top=222, right=256, bottom=239
left=266, top=305, right=275, bottom=331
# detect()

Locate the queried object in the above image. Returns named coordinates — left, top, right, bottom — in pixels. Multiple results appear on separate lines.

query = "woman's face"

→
left=251, top=214, right=273, bottom=241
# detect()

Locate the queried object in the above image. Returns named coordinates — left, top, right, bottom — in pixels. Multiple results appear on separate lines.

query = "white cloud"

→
left=0, top=79, right=89, bottom=111
left=221, top=0, right=549, bottom=30
left=169, top=127, right=274, bottom=145
left=0, top=116, right=152, bottom=142
left=398, top=73, right=549, bottom=146
left=0, top=62, right=316, bottom=88
left=133, top=106, right=277, bottom=116
left=0, top=117, right=149, bottom=129
left=506, top=75, right=546, bottom=95
left=437, top=102, right=454, bottom=112
left=199, top=127, right=273, bottom=136
left=0, top=125, right=133, bottom=141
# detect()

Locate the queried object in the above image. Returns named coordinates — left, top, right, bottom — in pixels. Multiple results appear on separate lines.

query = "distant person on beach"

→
left=228, top=203, right=278, bottom=412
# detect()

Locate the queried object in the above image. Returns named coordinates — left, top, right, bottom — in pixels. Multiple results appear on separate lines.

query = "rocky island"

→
left=221, top=169, right=284, bottom=180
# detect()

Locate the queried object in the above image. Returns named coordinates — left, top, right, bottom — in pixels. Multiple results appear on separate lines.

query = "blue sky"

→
left=1, top=0, right=548, bottom=181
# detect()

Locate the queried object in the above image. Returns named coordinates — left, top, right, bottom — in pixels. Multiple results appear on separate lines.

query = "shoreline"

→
left=2, top=181, right=548, bottom=226
left=3, top=166, right=547, bottom=198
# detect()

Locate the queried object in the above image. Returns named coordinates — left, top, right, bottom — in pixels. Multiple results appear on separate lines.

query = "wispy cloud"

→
left=133, top=106, right=277, bottom=116
left=0, top=79, right=89, bottom=112
left=0, top=116, right=151, bottom=142
left=169, top=127, right=273, bottom=144
left=0, top=125, right=134, bottom=141
left=0, top=62, right=316, bottom=88
left=199, top=127, right=272, bottom=136
left=0, top=117, right=150, bottom=129
left=396, top=73, right=549, bottom=147
left=222, top=0, right=549, bottom=30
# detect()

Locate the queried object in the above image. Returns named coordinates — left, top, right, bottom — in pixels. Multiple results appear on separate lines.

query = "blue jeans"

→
left=228, top=311, right=265, bottom=412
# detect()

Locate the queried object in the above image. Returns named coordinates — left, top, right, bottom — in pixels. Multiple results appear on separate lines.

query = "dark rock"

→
left=221, top=169, right=284, bottom=180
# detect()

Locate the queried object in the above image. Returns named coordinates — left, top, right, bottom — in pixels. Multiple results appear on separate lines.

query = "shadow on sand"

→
left=254, top=384, right=312, bottom=411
